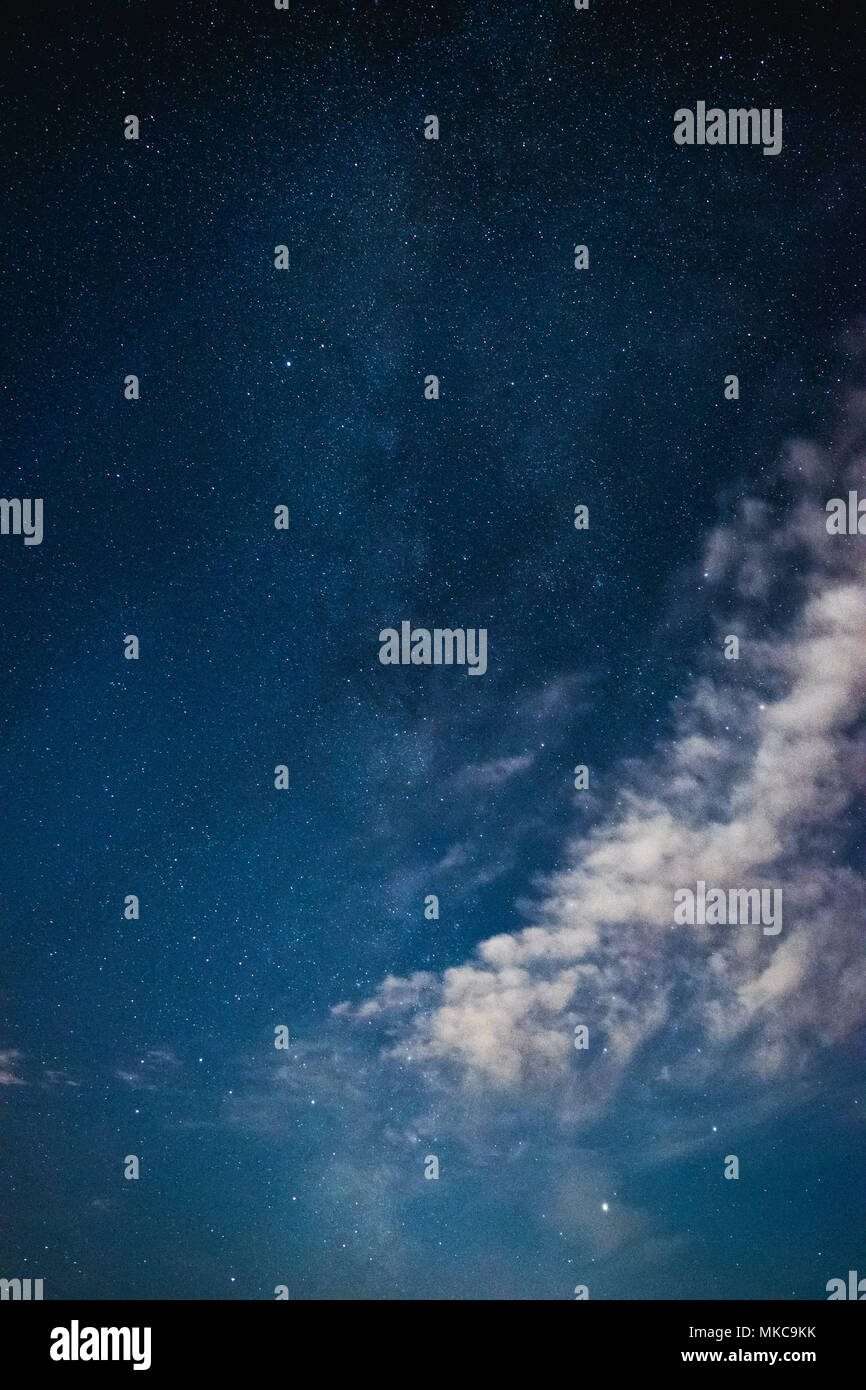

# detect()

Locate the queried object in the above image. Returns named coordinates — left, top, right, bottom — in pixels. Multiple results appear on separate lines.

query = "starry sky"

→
left=1, top=0, right=865, bottom=1300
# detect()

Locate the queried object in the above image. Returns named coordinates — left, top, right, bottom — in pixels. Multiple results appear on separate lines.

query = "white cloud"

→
left=0, top=1049, right=25, bottom=1086
left=337, top=392, right=866, bottom=1124
left=456, top=754, right=535, bottom=788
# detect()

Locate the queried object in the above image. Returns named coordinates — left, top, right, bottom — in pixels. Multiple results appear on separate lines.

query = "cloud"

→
left=42, top=1069, right=81, bottom=1087
left=0, top=1049, right=25, bottom=1086
left=456, top=754, right=535, bottom=789
left=145, top=1048, right=182, bottom=1067
left=335, top=386, right=866, bottom=1128
left=115, top=1047, right=184, bottom=1089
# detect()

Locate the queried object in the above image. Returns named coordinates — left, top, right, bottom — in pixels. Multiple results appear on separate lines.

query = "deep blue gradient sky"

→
left=1, top=0, right=864, bottom=1299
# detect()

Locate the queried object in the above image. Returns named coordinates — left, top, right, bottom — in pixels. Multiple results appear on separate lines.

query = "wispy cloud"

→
left=0, top=1049, right=25, bottom=1086
left=336, top=386, right=866, bottom=1127
left=116, top=1047, right=184, bottom=1090
left=455, top=753, right=536, bottom=789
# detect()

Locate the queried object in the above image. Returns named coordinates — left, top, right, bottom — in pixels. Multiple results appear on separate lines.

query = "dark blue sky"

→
left=1, top=0, right=864, bottom=1299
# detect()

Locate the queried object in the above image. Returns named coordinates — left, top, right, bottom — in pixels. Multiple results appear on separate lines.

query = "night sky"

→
left=1, top=0, right=865, bottom=1300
